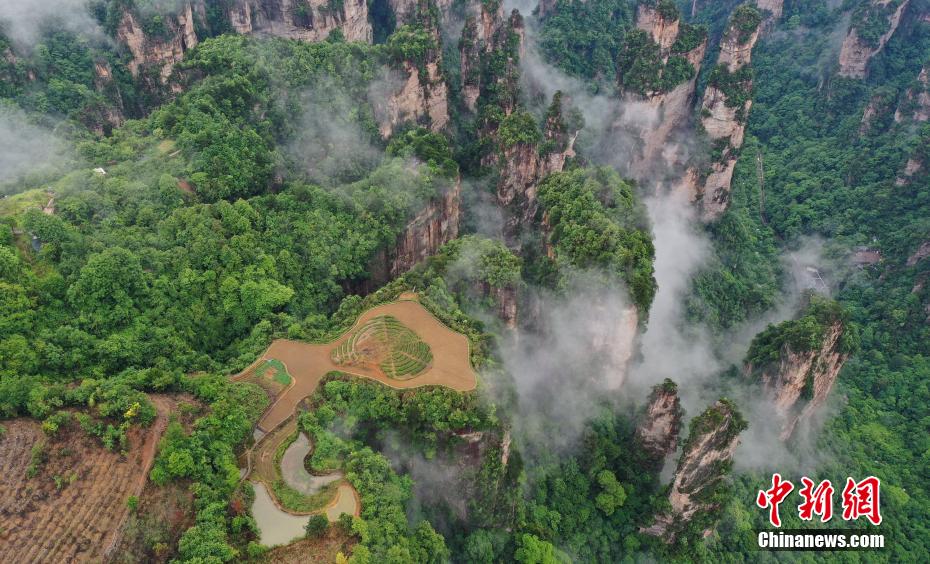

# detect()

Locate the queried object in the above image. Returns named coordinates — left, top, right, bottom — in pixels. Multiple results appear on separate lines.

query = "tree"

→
left=305, top=514, right=329, bottom=538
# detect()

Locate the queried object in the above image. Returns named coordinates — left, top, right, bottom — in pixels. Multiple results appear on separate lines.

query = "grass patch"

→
left=270, top=479, right=341, bottom=514
left=256, top=359, right=291, bottom=386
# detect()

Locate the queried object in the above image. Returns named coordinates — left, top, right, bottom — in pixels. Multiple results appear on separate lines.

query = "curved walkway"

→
left=239, top=295, right=479, bottom=545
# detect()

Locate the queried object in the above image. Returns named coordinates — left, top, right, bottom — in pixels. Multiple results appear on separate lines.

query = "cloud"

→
left=0, top=104, right=71, bottom=189
left=285, top=80, right=383, bottom=187
left=0, top=0, right=104, bottom=48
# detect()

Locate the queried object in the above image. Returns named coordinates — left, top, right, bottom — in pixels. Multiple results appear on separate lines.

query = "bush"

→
left=305, top=514, right=330, bottom=538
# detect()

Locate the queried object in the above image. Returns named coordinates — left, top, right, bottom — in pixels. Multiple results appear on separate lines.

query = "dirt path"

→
left=251, top=298, right=478, bottom=433
left=101, top=395, right=176, bottom=558
left=239, top=296, right=477, bottom=540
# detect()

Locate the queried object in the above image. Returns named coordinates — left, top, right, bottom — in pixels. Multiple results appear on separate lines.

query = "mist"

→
left=0, top=0, right=103, bottom=48
left=0, top=104, right=71, bottom=190
left=285, top=81, right=382, bottom=187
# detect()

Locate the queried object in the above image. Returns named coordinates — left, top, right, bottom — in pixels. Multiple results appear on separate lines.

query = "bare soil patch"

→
left=0, top=395, right=182, bottom=563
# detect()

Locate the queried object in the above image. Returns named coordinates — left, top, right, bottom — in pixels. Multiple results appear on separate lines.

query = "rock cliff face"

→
left=635, top=379, right=684, bottom=461
left=497, top=92, right=578, bottom=247
left=375, top=5, right=449, bottom=139
left=618, top=5, right=708, bottom=180
left=391, top=178, right=461, bottom=277
left=636, top=3, right=680, bottom=51
left=907, top=241, right=930, bottom=267
left=228, top=0, right=372, bottom=43
left=756, top=0, right=783, bottom=19
left=117, top=3, right=200, bottom=85
left=838, top=0, right=909, bottom=79
left=91, top=60, right=126, bottom=133
left=459, top=2, right=514, bottom=114
left=746, top=308, right=851, bottom=441
left=688, top=6, right=761, bottom=221
left=644, top=400, right=747, bottom=540
left=459, top=0, right=508, bottom=113
left=895, top=65, right=930, bottom=123
left=364, top=177, right=461, bottom=289
left=376, top=59, right=450, bottom=139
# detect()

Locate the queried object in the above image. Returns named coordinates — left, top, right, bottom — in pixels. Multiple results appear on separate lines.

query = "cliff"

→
left=89, top=60, right=126, bottom=134
left=895, top=64, right=930, bottom=123
left=689, top=5, right=761, bottom=221
left=744, top=298, right=854, bottom=441
left=376, top=5, right=450, bottom=139
left=116, top=3, right=200, bottom=86
left=838, top=0, right=909, bottom=79
left=644, top=399, right=747, bottom=541
left=616, top=3, right=708, bottom=179
left=363, top=177, right=461, bottom=290
left=227, top=0, right=372, bottom=43
left=496, top=92, right=578, bottom=247
left=636, top=2, right=680, bottom=52
left=376, top=59, right=450, bottom=139
left=391, top=177, right=461, bottom=277
left=635, top=379, right=684, bottom=462
left=755, top=0, right=783, bottom=20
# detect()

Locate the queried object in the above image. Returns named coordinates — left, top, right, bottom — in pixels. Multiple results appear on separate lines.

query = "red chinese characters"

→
left=757, top=474, right=883, bottom=526
left=842, top=476, right=882, bottom=526
left=798, top=477, right=834, bottom=522
left=757, top=473, right=794, bottom=527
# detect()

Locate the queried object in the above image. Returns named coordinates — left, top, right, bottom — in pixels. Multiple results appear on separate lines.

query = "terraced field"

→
left=331, top=315, right=433, bottom=379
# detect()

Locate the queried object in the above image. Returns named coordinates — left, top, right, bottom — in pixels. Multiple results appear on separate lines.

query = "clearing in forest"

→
left=0, top=396, right=181, bottom=563
left=238, top=295, right=478, bottom=544
left=233, top=358, right=293, bottom=405
left=244, top=296, right=478, bottom=434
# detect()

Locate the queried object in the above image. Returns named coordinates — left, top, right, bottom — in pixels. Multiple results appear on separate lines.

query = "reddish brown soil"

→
left=0, top=396, right=184, bottom=563
left=249, top=298, right=478, bottom=433
left=264, top=529, right=356, bottom=564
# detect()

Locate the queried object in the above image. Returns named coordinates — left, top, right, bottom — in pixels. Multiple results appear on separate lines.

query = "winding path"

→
left=237, top=295, right=479, bottom=543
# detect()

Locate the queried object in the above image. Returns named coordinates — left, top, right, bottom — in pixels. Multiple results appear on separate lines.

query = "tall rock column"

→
left=635, top=379, right=684, bottom=463
left=614, top=1, right=708, bottom=179
left=643, top=399, right=747, bottom=541
left=744, top=297, right=857, bottom=441
left=375, top=4, right=450, bottom=139
left=227, top=0, right=372, bottom=43
left=116, top=2, right=200, bottom=86
left=688, top=4, right=762, bottom=221
left=838, top=0, right=910, bottom=79
left=496, top=92, right=579, bottom=248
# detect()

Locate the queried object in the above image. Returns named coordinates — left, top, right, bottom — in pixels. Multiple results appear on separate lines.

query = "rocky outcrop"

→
left=907, top=241, right=930, bottom=266
left=644, top=400, right=747, bottom=541
left=688, top=5, right=761, bottom=221
left=745, top=299, right=853, bottom=441
left=636, top=2, right=681, bottom=51
left=375, top=60, right=449, bottom=139
left=636, top=379, right=684, bottom=461
left=117, top=3, right=200, bottom=85
left=460, top=3, right=519, bottom=117
left=756, top=0, right=783, bottom=19
left=895, top=65, right=930, bottom=123
left=616, top=4, right=708, bottom=180
left=227, top=0, right=372, bottom=43
left=390, top=177, right=461, bottom=277
left=838, top=0, right=909, bottom=79
left=374, top=4, right=449, bottom=139
left=91, top=60, right=126, bottom=132
left=497, top=92, right=578, bottom=247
